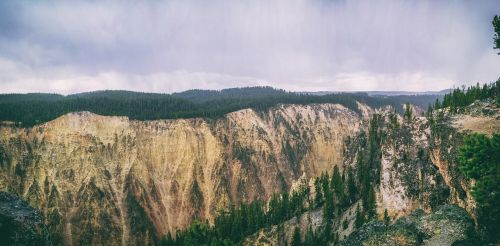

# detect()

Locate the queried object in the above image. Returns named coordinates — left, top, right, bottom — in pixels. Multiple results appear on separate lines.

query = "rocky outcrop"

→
left=0, top=191, right=52, bottom=246
left=342, top=204, right=475, bottom=246
left=0, top=104, right=362, bottom=245
left=243, top=200, right=362, bottom=245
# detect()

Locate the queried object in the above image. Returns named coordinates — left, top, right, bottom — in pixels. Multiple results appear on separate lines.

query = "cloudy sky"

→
left=0, top=0, right=499, bottom=94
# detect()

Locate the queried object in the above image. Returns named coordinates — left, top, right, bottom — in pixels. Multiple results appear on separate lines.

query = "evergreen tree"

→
left=347, top=166, right=357, bottom=204
left=435, top=80, right=499, bottom=111
left=367, top=114, right=382, bottom=185
left=383, top=209, right=390, bottom=226
left=303, top=226, right=313, bottom=246
left=314, top=177, right=323, bottom=208
left=161, top=232, right=175, bottom=246
left=403, top=102, right=413, bottom=122
left=354, top=204, right=364, bottom=229
left=434, top=98, right=441, bottom=109
left=494, top=15, right=500, bottom=54
left=323, top=190, right=335, bottom=223
left=364, top=187, right=377, bottom=221
left=291, top=227, right=301, bottom=246
left=323, top=219, right=333, bottom=244
left=332, top=166, right=342, bottom=197
left=458, top=133, right=500, bottom=241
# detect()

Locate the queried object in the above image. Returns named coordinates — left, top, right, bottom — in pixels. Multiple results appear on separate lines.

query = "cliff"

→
left=0, top=104, right=362, bottom=245
left=243, top=102, right=496, bottom=245
left=1, top=100, right=494, bottom=245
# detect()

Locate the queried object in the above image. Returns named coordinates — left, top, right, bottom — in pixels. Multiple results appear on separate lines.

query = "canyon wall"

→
left=0, top=104, right=362, bottom=245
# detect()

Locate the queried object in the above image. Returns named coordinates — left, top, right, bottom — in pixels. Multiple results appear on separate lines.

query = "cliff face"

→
left=243, top=107, right=488, bottom=245
left=373, top=113, right=477, bottom=222
left=0, top=104, right=362, bottom=245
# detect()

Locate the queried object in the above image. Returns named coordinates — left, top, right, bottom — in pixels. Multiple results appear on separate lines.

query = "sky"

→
left=0, top=0, right=499, bottom=94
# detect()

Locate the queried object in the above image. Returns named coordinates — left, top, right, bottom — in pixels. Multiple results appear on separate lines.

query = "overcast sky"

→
left=0, top=0, right=499, bottom=94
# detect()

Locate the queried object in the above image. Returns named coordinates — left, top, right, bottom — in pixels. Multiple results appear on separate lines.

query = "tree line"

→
left=429, top=79, right=499, bottom=114
left=0, top=87, right=440, bottom=127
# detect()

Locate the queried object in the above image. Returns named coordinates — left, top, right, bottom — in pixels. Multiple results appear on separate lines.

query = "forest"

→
left=0, top=87, right=442, bottom=127
left=431, top=79, right=499, bottom=112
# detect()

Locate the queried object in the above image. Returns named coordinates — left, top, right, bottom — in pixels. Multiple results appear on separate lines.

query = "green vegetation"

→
left=383, top=209, right=390, bottom=226
left=291, top=227, right=301, bottom=246
left=0, top=87, right=441, bottom=127
left=162, top=162, right=374, bottom=245
left=493, top=15, right=500, bottom=54
left=161, top=182, right=309, bottom=245
left=458, top=133, right=500, bottom=241
left=431, top=80, right=499, bottom=112
left=403, top=102, right=413, bottom=122
left=356, top=114, right=382, bottom=225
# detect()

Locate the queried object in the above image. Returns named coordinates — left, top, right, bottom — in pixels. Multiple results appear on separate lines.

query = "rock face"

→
left=0, top=191, right=52, bottom=246
left=242, top=107, right=487, bottom=245
left=0, top=104, right=362, bottom=245
left=342, top=204, right=475, bottom=246
left=375, top=114, right=447, bottom=219
left=243, top=200, right=362, bottom=245
left=0, top=101, right=490, bottom=245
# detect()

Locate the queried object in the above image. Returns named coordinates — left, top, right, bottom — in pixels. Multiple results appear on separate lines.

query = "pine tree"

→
left=404, top=103, right=413, bottom=122
left=314, top=177, right=323, bottom=208
left=347, top=166, right=357, bottom=204
left=331, top=165, right=344, bottom=205
left=291, top=227, right=301, bottom=246
left=493, top=15, right=500, bottom=54
left=162, top=232, right=175, bottom=246
left=323, top=219, right=332, bottom=244
left=383, top=209, right=390, bottom=226
left=355, top=204, right=364, bottom=229
left=434, top=98, right=441, bottom=109
left=304, top=226, right=314, bottom=246
left=323, top=190, right=335, bottom=223
left=458, top=133, right=500, bottom=240
left=367, top=114, right=382, bottom=185
left=364, top=186, right=377, bottom=221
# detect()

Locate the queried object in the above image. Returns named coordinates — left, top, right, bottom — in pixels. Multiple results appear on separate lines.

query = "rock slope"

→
left=242, top=104, right=493, bottom=245
left=341, top=205, right=475, bottom=246
left=0, top=191, right=52, bottom=246
left=0, top=104, right=361, bottom=245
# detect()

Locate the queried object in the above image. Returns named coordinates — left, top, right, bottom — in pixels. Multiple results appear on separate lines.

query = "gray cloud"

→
left=0, top=0, right=499, bottom=94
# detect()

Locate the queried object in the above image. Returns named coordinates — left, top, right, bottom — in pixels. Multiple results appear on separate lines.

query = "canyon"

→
left=0, top=100, right=495, bottom=245
left=0, top=104, right=364, bottom=245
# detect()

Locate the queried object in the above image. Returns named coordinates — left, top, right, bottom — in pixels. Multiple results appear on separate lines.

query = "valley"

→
left=0, top=84, right=498, bottom=245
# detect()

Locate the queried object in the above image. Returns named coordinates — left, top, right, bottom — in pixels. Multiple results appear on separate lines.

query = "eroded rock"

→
left=0, top=192, right=52, bottom=246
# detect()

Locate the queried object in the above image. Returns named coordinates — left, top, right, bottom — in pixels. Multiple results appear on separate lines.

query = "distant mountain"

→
left=365, top=89, right=452, bottom=96
left=302, top=89, right=452, bottom=96
left=67, top=90, right=172, bottom=99
left=0, top=93, right=64, bottom=103
left=172, top=86, right=288, bottom=103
